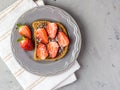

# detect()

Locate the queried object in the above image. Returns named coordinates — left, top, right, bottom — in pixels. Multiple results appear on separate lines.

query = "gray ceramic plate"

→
left=11, top=5, right=81, bottom=76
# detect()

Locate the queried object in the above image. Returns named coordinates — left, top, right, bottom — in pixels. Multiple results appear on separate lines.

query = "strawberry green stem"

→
left=16, top=23, right=21, bottom=30
left=17, top=36, right=25, bottom=42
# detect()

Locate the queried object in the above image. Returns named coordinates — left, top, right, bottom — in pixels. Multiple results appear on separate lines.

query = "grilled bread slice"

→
left=32, top=20, right=69, bottom=61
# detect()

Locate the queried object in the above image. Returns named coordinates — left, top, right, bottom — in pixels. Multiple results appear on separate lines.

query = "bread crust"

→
left=32, top=20, right=69, bottom=61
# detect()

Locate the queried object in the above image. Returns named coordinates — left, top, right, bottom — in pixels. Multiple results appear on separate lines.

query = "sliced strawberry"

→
left=17, top=37, right=34, bottom=51
left=47, top=42, right=59, bottom=58
left=58, top=31, right=70, bottom=47
left=46, top=23, right=58, bottom=39
left=36, top=43, right=48, bottom=59
left=35, top=28, right=48, bottom=44
left=17, top=24, right=31, bottom=39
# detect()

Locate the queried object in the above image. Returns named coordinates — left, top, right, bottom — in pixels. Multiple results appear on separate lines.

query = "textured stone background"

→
left=0, top=0, right=120, bottom=90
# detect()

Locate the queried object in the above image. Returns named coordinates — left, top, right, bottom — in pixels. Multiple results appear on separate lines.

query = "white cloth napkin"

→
left=0, top=0, right=80, bottom=90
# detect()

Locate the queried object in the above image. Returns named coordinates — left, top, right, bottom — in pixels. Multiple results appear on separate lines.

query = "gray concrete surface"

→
left=0, top=0, right=120, bottom=90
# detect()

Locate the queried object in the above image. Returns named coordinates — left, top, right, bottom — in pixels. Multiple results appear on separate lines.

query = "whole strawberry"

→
left=17, top=24, right=32, bottom=39
left=17, top=37, right=34, bottom=51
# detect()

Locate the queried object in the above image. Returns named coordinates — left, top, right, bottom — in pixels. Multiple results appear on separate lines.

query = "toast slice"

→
left=32, top=20, right=69, bottom=61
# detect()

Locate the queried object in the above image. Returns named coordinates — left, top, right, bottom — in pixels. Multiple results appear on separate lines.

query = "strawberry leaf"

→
left=17, top=36, right=25, bottom=42
left=17, top=38, right=23, bottom=42
left=16, top=23, right=21, bottom=30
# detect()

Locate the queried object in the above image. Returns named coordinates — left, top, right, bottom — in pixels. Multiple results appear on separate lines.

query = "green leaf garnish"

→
left=16, top=23, right=21, bottom=30
left=17, top=38, right=23, bottom=42
left=17, top=36, right=25, bottom=42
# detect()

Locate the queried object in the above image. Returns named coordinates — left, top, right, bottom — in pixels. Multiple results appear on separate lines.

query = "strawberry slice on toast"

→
left=36, top=43, right=48, bottom=59
left=46, top=23, right=58, bottom=39
left=58, top=31, right=70, bottom=47
left=47, top=41, right=59, bottom=58
left=35, top=28, right=48, bottom=44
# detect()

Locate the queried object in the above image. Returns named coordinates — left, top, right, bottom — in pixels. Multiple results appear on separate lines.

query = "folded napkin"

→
left=0, top=0, right=80, bottom=90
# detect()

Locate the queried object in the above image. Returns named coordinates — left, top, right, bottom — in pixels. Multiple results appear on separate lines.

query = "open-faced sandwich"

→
left=32, top=20, right=70, bottom=61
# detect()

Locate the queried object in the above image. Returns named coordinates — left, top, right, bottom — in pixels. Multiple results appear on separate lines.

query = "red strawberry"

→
left=17, top=37, right=34, bottom=51
left=36, top=43, right=48, bottom=59
left=47, top=42, right=59, bottom=58
left=35, top=28, right=48, bottom=44
left=17, top=24, right=31, bottom=39
left=46, top=23, right=58, bottom=39
left=58, top=31, right=70, bottom=47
